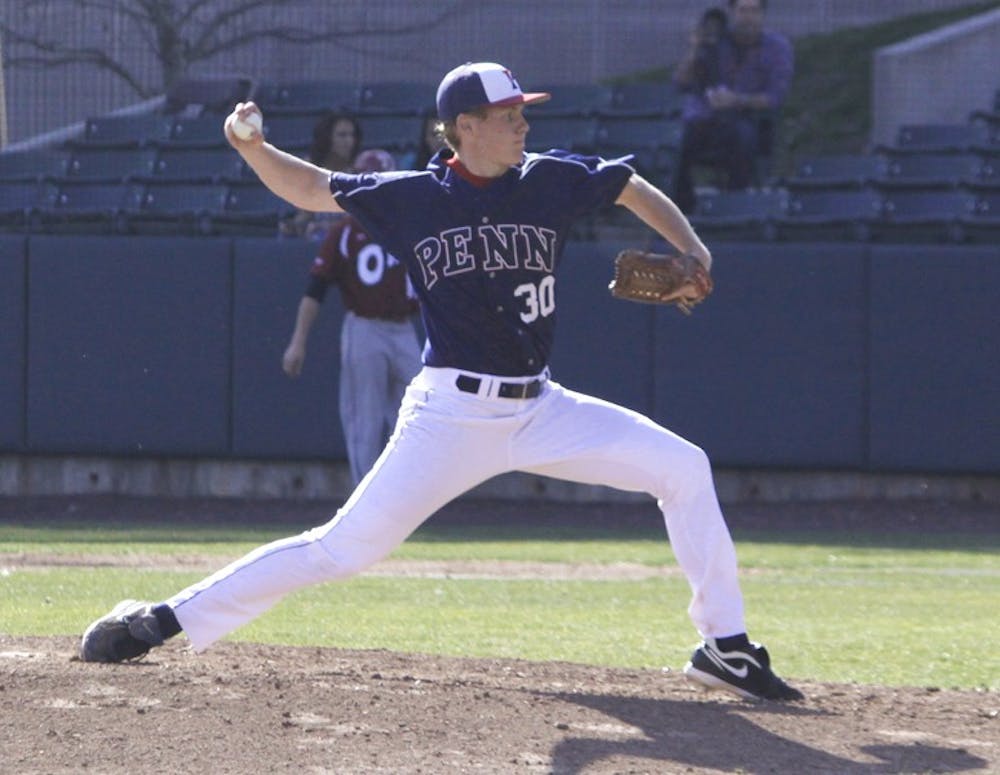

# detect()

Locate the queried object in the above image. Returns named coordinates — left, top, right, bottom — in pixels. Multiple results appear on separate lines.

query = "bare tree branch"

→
left=18, top=0, right=152, bottom=25
left=2, top=0, right=468, bottom=98
left=186, top=2, right=464, bottom=63
left=5, top=44, right=152, bottom=97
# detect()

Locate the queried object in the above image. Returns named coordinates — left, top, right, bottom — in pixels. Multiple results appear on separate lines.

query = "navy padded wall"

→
left=868, top=244, right=1000, bottom=472
left=652, top=243, right=868, bottom=468
left=231, top=237, right=348, bottom=459
left=9, top=236, right=1000, bottom=475
left=0, top=236, right=27, bottom=451
left=26, top=236, right=231, bottom=454
left=548, top=242, right=653, bottom=415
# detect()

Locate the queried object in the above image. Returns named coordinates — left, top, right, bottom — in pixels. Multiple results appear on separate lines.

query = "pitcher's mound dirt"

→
left=1, top=636, right=996, bottom=774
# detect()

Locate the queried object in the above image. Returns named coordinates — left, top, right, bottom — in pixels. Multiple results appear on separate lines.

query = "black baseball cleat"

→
left=683, top=638, right=804, bottom=701
left=79, top=600, right=165, bottom=663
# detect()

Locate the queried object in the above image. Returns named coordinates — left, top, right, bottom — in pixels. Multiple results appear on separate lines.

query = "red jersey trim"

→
left=445, top=156, right=495, bottom=188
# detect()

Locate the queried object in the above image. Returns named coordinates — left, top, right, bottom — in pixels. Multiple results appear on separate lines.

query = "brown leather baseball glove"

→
left=608, top=249, right=714, bottom=314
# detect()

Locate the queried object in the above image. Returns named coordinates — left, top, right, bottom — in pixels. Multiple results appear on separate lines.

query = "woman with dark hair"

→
left=309, top=112, right=363, bottom=171
left=281, top=112, right=363, bottom=238
left=394, top=115, right=447, bottom=171
left=413, top=115, right=447, bottom=170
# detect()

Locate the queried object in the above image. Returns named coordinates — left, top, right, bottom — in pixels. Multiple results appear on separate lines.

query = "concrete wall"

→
left=872, top=7, right=1000, bottom=146
left=4, top=453, right=999, bottom=503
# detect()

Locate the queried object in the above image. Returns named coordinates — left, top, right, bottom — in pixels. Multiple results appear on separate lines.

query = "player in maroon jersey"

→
left=283, top=149, right=421, bottom=485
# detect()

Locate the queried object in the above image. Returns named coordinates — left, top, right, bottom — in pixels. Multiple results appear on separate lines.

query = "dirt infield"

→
left=2, top=637, right=996, bottom=774
left=1, top=495, right=998, bottom=773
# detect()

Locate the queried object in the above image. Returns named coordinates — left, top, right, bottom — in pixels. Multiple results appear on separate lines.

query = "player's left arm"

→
left=615, top=174, right=712, bottom=270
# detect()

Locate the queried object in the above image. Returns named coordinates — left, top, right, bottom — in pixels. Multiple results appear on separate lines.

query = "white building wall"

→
left=872, top=7, right=1000, bottom=145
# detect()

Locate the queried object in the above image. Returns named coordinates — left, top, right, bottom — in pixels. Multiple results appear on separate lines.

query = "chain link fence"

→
left=0, top=0, right=988, bottom=146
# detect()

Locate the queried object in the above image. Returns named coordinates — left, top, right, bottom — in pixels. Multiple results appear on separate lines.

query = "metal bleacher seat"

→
left=36, top=181, right=144, bottom=234
left=163, top=114, right=229, bottom=148
left=602, top=81, right=682, bottom=119
left=959, top=189, right=1000, bottom=243
left=528, top=84, right=614, bottom=117
left=64, top=148, right=158, bottom=182
left=597, top=116, right=683, bottom=153
left=358, top=115, right=425, bottom=153
left=69, top=114, right=174, bottom=149
left=357, top=81, right=435, bottom=116
left=259, top=114, right=319, bottom=151
left=873, top=189, right=977, bottom=243
left=164, top=75, right=254, bottom=116
left=876, top=152, right=993, bottom=190
left=970, top=109, right=1000, bottom=131
left=969, top=87, right=1000, bottom=131
left=689, top=189, right=787, bottom=241
left=595, top=145, right=677, bottom=189
left=593, top=116, right=682, bottom=188
left=124, top=182, right=229, bottom=235
left=891, top=123, right=995, bottom=154
left=773, top=189, right=883, bottom=242
left=525, top=116, right=600, bottom=153
left=786, top=154, right=887, bottom=191
left=149, top=147, right=248, bottom=183
left=0, top=149, right=71, bottom=182
left=212, top=183, right=296, bottom=236
left=0, top=181, right=57, bottom=230
left=257, top=80, right=361, bottom=115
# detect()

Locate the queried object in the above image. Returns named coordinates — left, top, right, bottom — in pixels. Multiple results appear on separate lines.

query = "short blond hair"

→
left=440, top=106, right=488, bottom=151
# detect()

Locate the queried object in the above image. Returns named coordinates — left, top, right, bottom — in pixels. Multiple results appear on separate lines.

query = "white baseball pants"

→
left=169, top=366, right=746, bottom=651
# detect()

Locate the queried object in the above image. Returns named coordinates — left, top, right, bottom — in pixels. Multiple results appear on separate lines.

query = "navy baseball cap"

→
left=436, top=62, right=551, bottom=121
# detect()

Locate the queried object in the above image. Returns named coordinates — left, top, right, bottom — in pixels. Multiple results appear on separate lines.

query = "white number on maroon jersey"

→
left=357, top=244, right=400, bottom=286
left=357, top=244, right=385, bottom=285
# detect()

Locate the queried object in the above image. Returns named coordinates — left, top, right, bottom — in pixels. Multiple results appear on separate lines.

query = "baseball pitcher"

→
left=81, top=62, right=801, bottom=702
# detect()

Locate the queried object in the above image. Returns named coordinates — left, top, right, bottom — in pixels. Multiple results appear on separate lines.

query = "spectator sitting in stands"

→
left=280, top=112, right=362, bottom=240
left=671, top=0, right=793, bottom=214
left=397, top=115, right=448, bottom=170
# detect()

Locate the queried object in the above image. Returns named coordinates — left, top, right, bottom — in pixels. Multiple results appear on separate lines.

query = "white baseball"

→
left=231, top=112, right=262, bottom=141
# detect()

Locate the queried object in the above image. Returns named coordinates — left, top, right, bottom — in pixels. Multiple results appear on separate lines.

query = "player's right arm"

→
left=225, top=103, right=344, bottom=215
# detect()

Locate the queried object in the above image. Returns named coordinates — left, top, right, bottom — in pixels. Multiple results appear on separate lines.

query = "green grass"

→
left=1, top=520, right=997, bottom=690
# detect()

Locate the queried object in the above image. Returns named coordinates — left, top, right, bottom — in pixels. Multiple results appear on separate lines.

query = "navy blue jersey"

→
left=329, top=150, right=634, bottom=376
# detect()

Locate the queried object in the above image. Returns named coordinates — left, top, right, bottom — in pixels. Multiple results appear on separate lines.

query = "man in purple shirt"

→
left=672, top=0, right=794, bottom=213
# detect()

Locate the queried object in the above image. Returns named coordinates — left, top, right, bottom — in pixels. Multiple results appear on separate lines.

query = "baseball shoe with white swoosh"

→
left=684, top=638, right=804, bottom=701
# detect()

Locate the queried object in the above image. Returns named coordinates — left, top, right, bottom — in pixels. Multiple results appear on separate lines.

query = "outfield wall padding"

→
left=5, top=236, right=998, bottom=475
left=867, top=244, right=1000, bottom=472
left=25, top=236, right=231, bottom=455
left=0, top=236, right=28, bottom=451
left=650, top=243, right=868, bottom=469
left=230, top=238, right=348, bottom=459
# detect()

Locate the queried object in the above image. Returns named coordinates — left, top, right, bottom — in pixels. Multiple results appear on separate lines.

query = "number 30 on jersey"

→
left=514, top=276, right=555, bottom=323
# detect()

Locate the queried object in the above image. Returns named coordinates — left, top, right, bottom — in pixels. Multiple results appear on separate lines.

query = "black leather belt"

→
left=455, top=374, right=543, bottom=399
